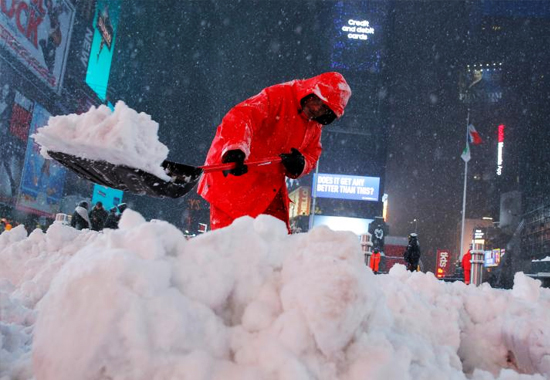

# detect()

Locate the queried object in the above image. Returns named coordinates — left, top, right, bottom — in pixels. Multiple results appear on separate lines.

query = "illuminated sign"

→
left=92, top=184, right=123, bottom=211
left=0, top=0, right=75, bottom=93
left=474, top=228, right=485, bottom=239
left=289, top=186, right=310, bottom=218
left=17, top=104, right=67, bottom=217
left=312, top=215, right=372, bottom=236
left=85, top=0, right=120, bottom=101
left=382, top=193, right=388, bottom=221
left=313, top=173, right=380, bottom=201
left=341, top=19, right=375, bottom=41
left=436, top=250, right=451, bottom=278
left=484, top=250, right=500, bottom=267
left=497, top=124, right=504, bottom=175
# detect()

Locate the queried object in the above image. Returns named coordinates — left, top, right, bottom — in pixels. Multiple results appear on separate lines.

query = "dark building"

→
left=462, top=1, right=550, bottom=285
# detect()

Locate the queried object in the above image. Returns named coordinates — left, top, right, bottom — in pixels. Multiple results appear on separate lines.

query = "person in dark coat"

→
left=403, top=233, right=421, bottom=272
left=103, top=206, right=119, bottom=229
left=103, top=203, right=128, bottom=230
left=117, top=203, right=127, bottom=213
left=89, top=201, right=108, bottom=231
left=70, top=201, right=91, bottom=230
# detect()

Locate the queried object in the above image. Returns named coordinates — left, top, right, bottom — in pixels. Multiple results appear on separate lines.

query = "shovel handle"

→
left=200, top=156, right=282, bottom=173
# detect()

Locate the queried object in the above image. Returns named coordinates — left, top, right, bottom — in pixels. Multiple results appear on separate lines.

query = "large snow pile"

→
left=1, top=212, right=550, bottom=380
left=32, top=101, right=170, bottom=180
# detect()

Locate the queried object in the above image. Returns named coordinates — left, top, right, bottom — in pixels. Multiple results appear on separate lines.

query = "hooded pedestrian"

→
left=198, top=72, right=352, bottom=232
left=89, top=201, right=108, bottom=231
left=70, top=201, right=91, bottom=230
left=103, top=206, right=119, bottom=229
left=403, top=233, right=421, bottom=272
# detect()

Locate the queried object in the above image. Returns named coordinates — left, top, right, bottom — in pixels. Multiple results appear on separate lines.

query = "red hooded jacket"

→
left=462, top=250, right=472, bottom=271
left=198, top=72, right=351, bottom=219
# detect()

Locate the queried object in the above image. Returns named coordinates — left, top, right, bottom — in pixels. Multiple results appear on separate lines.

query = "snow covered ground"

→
left=1, top=211, right=549, bottom=380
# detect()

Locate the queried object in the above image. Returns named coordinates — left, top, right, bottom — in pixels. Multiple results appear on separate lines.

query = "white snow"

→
left=1, top=213, right=550, bottom=380
left=32, top=101, right=170, bottom=180
left=532, top=256, right=550, bottom=262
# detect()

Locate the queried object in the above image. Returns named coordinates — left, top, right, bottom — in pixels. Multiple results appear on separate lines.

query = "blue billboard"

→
left=17, top=105, right=67, bottom=217
left=92, top=184, right=123, bottom=211
left=85, top=0, right=120, bottom=101
left=313, top=173, right=380, bottom=202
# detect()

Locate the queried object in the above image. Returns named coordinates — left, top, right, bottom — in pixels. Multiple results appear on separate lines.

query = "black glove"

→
left=222, top=149, right=248, bottom=176
left=280, top=148, right=305, bottom=178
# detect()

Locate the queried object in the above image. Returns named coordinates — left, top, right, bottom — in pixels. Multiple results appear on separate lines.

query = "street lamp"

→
left=410, top=218, right=418, bottom=233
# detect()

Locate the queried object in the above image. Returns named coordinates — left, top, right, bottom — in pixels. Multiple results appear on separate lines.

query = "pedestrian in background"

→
left=403, top=233, right=421, bottom=272
left=89, top=201, right=108, bottom=231
left=370, top=247, right=381, bottom=274
left=462, top=249, right=472, bottom=285
left=70, top=201, right=91, bottom=230
left=1, top=218, right=12, bottom=232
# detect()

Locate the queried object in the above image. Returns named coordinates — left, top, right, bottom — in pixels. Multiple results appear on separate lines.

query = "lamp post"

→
left=410, top=218, right=418, bottom=233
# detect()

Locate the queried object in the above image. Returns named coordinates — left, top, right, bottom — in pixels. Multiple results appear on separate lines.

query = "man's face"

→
left=302, top=95, right=333, bottom=121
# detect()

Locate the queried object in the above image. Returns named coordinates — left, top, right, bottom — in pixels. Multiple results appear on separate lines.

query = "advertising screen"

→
left=0, top=0, right=75, bottom=93
left=459, top=65, right=503, bottom=105
left=312, top=215, right=372, bottom=236
left=484, top=249, right=500, bottom=267
left=436, top=250, right=452, bottom=278
left=0, top=88, right=33, bottom=204
left=91, top=184, right=123, bottom=211
left=16, top=104, right=67, bottom=217
left=85, top=0, right=120, bottom=101
left=330, top=1, right=386, bottom=73
left=313, top=173, right=380, bottom=202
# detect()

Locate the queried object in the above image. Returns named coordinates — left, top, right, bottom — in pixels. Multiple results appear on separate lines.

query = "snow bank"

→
left=1, top=213, right=550, bottom=380
left=32, top=101, right=170, bottom=180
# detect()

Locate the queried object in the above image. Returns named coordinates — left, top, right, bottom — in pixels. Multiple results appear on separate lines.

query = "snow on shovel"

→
left=33, top=101, right=281, bottom=199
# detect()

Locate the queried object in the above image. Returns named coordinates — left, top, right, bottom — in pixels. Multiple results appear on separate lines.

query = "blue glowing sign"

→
left=17, top=104, right=67, bottom=217
left=313, top=173, right=380, bottom=202
left=92, top=184, right=123, bottom=211
left=85, top=0, right=120, bottom=101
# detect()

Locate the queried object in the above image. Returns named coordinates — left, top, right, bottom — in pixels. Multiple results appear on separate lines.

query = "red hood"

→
left=295, top=72, right=352, bottom=118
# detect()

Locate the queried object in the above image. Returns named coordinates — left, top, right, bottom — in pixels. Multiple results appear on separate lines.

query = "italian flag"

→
left=468, top=124, right=483, bottom=145
left=461, top=142, right=471, bottom=163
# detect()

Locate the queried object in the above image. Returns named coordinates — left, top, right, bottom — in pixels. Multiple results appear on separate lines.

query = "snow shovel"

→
left=47, top=151, right=282, bottom=199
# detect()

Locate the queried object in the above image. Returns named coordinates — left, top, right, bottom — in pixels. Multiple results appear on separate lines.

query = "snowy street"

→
left=1, top=213, right=549, bottom=380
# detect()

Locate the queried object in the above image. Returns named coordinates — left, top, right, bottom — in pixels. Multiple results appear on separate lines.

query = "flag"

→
left=461, top=142, right=471, bottom=162
left=468, top=124, right=483, bottom=145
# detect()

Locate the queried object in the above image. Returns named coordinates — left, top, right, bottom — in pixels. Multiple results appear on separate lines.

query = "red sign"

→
left=498, top=124, right=505, bottom=143
left=436, top=250, right=452, bottom=278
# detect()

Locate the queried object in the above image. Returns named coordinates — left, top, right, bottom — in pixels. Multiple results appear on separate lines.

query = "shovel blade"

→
left=47, top=151, right=203, bottom=199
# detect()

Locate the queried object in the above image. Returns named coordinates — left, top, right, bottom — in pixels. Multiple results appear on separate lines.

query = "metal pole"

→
left=308, top=161, right=320, bottom=230
left=459, top=109, right=470, bottom=260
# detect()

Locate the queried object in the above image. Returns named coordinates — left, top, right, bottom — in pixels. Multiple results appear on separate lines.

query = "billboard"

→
left=0, top=0, right=75, bottom=93
left=16, top=104, right=67, bottom=216
left=0, top=88, right=32, bottom=204
left=91, top=184, right=123, bottom=211
left=85, top=0, right=120, bottom=101
left=459, top=64, right=503, bottom=105
left=330, top=1, right=386, bottom=73
left=312, top=215, right=372, bottom=236
left=436, top=250, right=452, bottom=278
left=289, top=186, right=310, bottom=218
left=484, top=249, right=501, bottom=267
left=313, top=173, right=380, bottom=202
